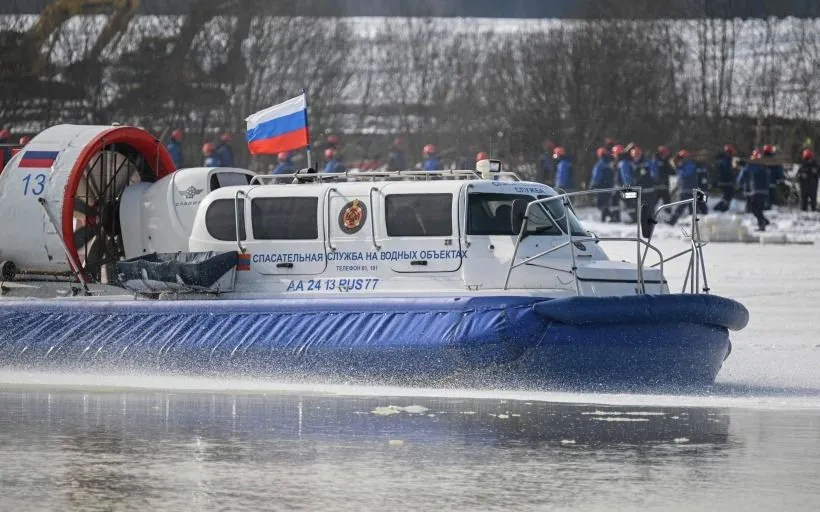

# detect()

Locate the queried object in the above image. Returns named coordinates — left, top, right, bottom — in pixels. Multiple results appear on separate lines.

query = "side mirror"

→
left=511, top=198, right=528, bottom=235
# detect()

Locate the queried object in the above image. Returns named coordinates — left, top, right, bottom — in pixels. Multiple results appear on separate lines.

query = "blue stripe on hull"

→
left=0, top=295, right=740, bottom=385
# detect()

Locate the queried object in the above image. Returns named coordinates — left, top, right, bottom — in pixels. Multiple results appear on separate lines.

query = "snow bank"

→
left=579, top=200, right=820, bottom=244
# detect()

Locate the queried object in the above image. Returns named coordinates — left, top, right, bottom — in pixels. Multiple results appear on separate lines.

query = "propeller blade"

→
left=84, top=237, right=105, bottom=273
left=74, top=198, right=99, bottom=217
left=73, top=225, right=94, bottom=249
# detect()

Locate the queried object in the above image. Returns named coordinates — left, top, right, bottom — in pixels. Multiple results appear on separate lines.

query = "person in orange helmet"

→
left=202, top=142, right=221, bottom=167
left=323, top=147, right=346, bottom=174
left=167, top=129, right=184, bottom=167
left=796, top=149, right=819, bottom=211
left=422, top=144, right=442, bottom=171
left=272, top=151, right=295, bottom=175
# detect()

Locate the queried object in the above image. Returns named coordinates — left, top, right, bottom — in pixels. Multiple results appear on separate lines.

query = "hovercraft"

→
left=0, top=125, right=748, bottom=386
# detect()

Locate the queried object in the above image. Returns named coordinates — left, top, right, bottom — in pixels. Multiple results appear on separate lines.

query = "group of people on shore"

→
left=538, top=139, right=819, bottom=233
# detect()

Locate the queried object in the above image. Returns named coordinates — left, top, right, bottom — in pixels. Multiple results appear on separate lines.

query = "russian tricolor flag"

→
left=19, top=150, right=59, bottom=169
left=245, top=94, right=310, bottom=156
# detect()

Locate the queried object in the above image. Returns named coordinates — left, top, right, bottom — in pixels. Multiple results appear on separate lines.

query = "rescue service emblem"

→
left=339, top=199, right=367, bottom=234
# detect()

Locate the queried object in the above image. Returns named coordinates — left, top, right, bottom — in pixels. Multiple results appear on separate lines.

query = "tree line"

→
left=0, top=1, right=818, bottom=181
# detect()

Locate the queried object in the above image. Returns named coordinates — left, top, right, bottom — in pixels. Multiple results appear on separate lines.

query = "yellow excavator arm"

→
left=27, top=0, right=140, bottom=50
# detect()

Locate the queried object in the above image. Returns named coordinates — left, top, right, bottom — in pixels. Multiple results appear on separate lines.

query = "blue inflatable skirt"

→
left=0, top=294, right=748, bottom=386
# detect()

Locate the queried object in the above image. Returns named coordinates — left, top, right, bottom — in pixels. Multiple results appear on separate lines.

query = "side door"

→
left=376, top=190, right=463, bottom=273
left=326, top=185, right=378, bottom=273
left=243, top=191, right=327, bottom=276
left=460, top=189, right=580, bottom=289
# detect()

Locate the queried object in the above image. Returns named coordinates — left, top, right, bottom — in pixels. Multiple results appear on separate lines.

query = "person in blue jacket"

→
left=736, top=149, right=771, bottom=231
left=613, top=145, right=637, bottom=222
left=589, top=147, right=615, bottom=222
left=272, top=152, right=295, bottom=174
left=387, top=137, right=406, bottom=172
left=166, top=129, right=184, bottom=168
left=422, top=144, right=442, bottom=171
left=552, top=146, right=573, bottom=190
left=713, top=144, right=737, bottom=212
left=667, top=149, right=700, bottom=226
left=324, top=148, right=346, bottom=173
left=215, top=132, right=234, bottom=167
left=648, top=145, right=675, bottom=208
left=202, top=142, right=221, bottom=167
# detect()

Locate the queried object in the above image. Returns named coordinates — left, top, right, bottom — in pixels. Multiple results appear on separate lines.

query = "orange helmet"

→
left=630, top=146, right=643, bottom=160
left=171, top=129, right=183, bottom=141
left=220, top=132, right=233, bottom=142
left=802, top=149, right=814, bottom=161
left=611, top=144, right=625, bottom=157
left=18, top=136, right=31, bottom=145
left=0, top=129, right=10, bottom=140
left=723, top=143, right=736, bottom=156
left=751, top=149, right=763, bottom=160
left=202, top=142, right=216, bottom=155
left=762, top=143, right=775, bottom=155
left=327, top=135, right=340, bottom=146
left=423, top=144, right=437, bottom=155
left=552, top=146, right=566, bottom=159
left=278, top=152, right=290, bottom=161
left=657, top=145, right=671, bottom=158
left=595, top=147, right=608, bottom=158
left=676, top=149, right=689, bottom=159
left=476, top=151, right=489, bottom=161
left=324, top=148, right=336, bottom=159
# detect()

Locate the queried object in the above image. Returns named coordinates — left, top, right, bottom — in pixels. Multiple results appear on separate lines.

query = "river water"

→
left=1, top=240, right=819, bottom=511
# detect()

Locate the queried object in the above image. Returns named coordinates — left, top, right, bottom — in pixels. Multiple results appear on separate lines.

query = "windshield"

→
left=467, top=193, right=587, bottom=237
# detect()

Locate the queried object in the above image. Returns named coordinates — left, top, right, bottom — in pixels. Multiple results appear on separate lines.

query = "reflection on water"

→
left=0, top=391, right=817, bottom=511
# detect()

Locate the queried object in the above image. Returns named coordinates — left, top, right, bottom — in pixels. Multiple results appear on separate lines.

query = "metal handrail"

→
left=250, top=168, right=492, bottom=185
left=502, top=187, right=707, bottom=295
left=368, top=187, right=381, bottom=250
left=233, top=189, right=248, bottom=253
left=325, top=187, right=338, bottom=251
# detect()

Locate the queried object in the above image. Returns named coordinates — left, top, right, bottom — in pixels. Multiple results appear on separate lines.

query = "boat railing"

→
left=249, top=168, right=521, bottom=185
left=503, top=188, right=709, bottom=295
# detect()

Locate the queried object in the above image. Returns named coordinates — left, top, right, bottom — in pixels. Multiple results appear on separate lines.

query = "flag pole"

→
left=303, top=88, right=312, bottom=170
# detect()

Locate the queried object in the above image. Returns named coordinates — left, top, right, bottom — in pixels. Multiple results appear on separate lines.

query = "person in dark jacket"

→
left=422, top=144, right=442, bottom=171
left=762, top=143, right=784, bottom=209
left=538, top=139, right=556, bottom=185
left=387, top=137, right=406, bottom=172
left=553, top=146, right=573, bottom=190
left=323, top=148, right=346, bottom=173
left=632, top=146, right=657, bottom=233
left=589, top=147, right=615, bottom=222
left=713, top=144, right=737, bottom=212
left=667, top=150, right=700, bottom=226
left=797, top=149, right=819, bottom=212
left=0, top=128, right=12, bottom=171
left=737, top=149, right=771, bottom=231
left=215, top=132, right=234, bottom=167
left=167, top=129, right=184, bottom=168
left=648, top=145, right=674, bottom=208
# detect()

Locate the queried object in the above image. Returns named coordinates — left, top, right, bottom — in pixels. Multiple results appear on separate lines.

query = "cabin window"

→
left=205, top=198, right=246, bottom=241
left=467, top=193, right=586, bottom=236
left=385, top=194, right=453, bottom=237
left=210, top=172, right=252, bottom=190
left=252, top=197, right=318, bottom=240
